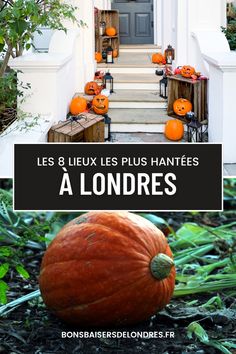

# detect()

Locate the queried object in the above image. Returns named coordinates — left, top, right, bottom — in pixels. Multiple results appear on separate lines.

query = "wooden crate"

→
left=48, top=113, right=105, bottom=142
left=95, top=36, right=119, bottom=57
left=167, top=75, right=208, bottom=122
left=95, top=10, right=120, bottom=57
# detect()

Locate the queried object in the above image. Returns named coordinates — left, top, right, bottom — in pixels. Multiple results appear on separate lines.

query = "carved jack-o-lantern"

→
left=181, top=65, right=196, bottom=78
left=173, top=98, right=193, bottom=117
left=92, top=94, right=109, bottom=115
left=85, top=81, right=100, bottom=96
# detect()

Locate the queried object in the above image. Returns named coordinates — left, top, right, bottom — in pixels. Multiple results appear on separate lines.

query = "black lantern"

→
left=164, top=45, right=175, bottom=65
left=103, top=71, right=114, bottom=93
left=103, top=114, right=111, bottom=141
left=106, top=45, right=114, bottom=64
left=159, top=74, right=168, bottom=99
left=102, top=49, right=107, bottom=60
left=187, top=113, right=203, bottom=142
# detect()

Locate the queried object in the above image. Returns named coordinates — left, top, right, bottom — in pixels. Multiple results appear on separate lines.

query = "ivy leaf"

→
left=0, top=247, right=12, bottom=257
left=16, top=265, right=30, bottom=279
left=0, top=263, right=9, bottom=279
left=0, top=280, right=9, bottom=305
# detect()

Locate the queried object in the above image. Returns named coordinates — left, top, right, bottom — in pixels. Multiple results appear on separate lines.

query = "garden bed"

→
left=0, top=181, right=236, bottom=354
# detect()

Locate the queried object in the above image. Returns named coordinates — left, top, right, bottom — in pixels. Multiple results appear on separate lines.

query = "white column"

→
left=203, top=52, right=236, bottom=163
left=167, top=0, right=227, bottom=67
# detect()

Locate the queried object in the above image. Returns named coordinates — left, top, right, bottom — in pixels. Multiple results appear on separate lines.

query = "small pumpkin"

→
left=173, top=98, right=193, bottom=117
left=39, top=211, right=176, bottom=327
left=152, top=53, right=165, bottom=64
left=95, top=52, right=102, bottom=63
left=92, top=94, right=109, bottom=115
left=106, top=27, right=117, bottom=36
left=69, top=96, right=87, bottom=115
left=113, top=49, right=118, bottom=58
left=181, top=65, right=195, bottom=78
left=165, top=119, right=184, bottom=141
left=85, top=81, right=100, bottom=96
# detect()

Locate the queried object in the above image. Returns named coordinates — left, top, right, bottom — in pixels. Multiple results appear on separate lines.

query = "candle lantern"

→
left=99, top=21, right=106, bottom=36
left=187, top=113, right=203, bottom=142
left=102, top=49, right=107, bottom=61
left=106, top=45, right=114, bottom=64
left=103, top=71, right=114, bottom=93
left=159, top=74, right=168, bottom=99
left=164, top=45, right=175, bottom=65
left=103, top=114, right=111, bottom=141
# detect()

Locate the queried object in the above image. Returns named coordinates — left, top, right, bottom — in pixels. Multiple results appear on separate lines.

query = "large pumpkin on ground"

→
left=173, top=98, right=192, bottom=117
left=39, top=211, right=176, bottom=327
left=106, top=27, right=117, bottom=36
left=69, top=96, right=87, bottom=115
left=85, top=81, right=100, bottom=96
left=165, top=119, right=184, bottom=141
left=152, top=53, right=165, bottom=64
left=181, top=65, right=195, bottom=78
left=92, top=94, right=109, bottom=115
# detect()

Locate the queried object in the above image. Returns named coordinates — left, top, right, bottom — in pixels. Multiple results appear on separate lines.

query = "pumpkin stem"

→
left=150, top=253, right=174, bottom=280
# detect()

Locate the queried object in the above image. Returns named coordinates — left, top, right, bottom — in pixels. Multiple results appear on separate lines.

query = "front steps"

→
left=96, top=45, right=168, bottom=134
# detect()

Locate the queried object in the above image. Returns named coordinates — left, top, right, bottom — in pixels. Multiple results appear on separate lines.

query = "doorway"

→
left=111, top=0, right=154, bottom=45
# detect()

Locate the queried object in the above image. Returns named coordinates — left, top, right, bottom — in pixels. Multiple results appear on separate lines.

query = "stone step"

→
left=109, top=89, right=167, bottom=109
left=119, top=44, right=162, bottom=53
left=98, top=66, right=159, bottom=74
left=109, top=108, right=168, bottom=124
left=112, top=73, right=161, bottom=90
left=97, top=52, right=164, bottom=74
left=109, top=107, right=169, bottom=133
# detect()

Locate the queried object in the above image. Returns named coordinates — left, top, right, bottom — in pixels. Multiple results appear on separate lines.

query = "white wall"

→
left=162, top=0, right=227, bottom=68
left=94, top=0, right=111, bottom=10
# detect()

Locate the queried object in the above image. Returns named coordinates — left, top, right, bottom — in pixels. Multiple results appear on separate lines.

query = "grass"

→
left=0, top=183, right=236, bottom=353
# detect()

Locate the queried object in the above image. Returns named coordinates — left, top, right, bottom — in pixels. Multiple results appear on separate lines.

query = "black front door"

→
left=112, top=0, right=154, bottom=44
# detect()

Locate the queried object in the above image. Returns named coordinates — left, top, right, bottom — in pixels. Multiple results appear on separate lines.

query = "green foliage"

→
left=0, top=70, right=30, bottom=112
left=222, top=20, right=236, bottom=50
left=187, top=322, right=234, bottom=354
left=0, top=0, right=81, bottom=76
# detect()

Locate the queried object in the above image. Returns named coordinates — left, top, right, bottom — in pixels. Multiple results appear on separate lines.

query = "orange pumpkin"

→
left=85, top=81, right=100, bottom=96
left=95, top=52, right=102, bottom=63
left=106, top=27, right=117, bottom=36
left=92, top=94, right=109, bottom=115
left=173, top=98, right=193, bottom=117
left=69, top=97, right=87, bottom=115
left=113, top=49, right=118, bottom=58
left=152, top=53, right=165, bottom=64
left=165, top=119, right=184, bottom=141
left=181, top=65, right=195, bottom=78
left=39, top=211, right=176, bottom=327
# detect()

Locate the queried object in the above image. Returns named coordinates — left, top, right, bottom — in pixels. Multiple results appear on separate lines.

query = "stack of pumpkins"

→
left=69, top=81, right=109, bottom=116
left=95, top=26, right=118, bottom=63
left=165, top=65, right=196, bottom=141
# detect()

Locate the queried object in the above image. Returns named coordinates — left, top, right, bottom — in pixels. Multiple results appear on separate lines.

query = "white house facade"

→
left=1, top=0, right=236, bottom=176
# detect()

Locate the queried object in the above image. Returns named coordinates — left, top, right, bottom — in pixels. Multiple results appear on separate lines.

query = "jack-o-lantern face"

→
left=85, top=81, right=100, bottom=96
left=173, top=98, right=192, bottom=117
left=92, top=94, right=109, bottom=115
left=181, top=65, right=195, bottom=78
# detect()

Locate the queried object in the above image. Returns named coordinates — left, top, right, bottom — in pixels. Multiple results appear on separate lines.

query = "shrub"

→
left=222, top=20, right=236, bottom=51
